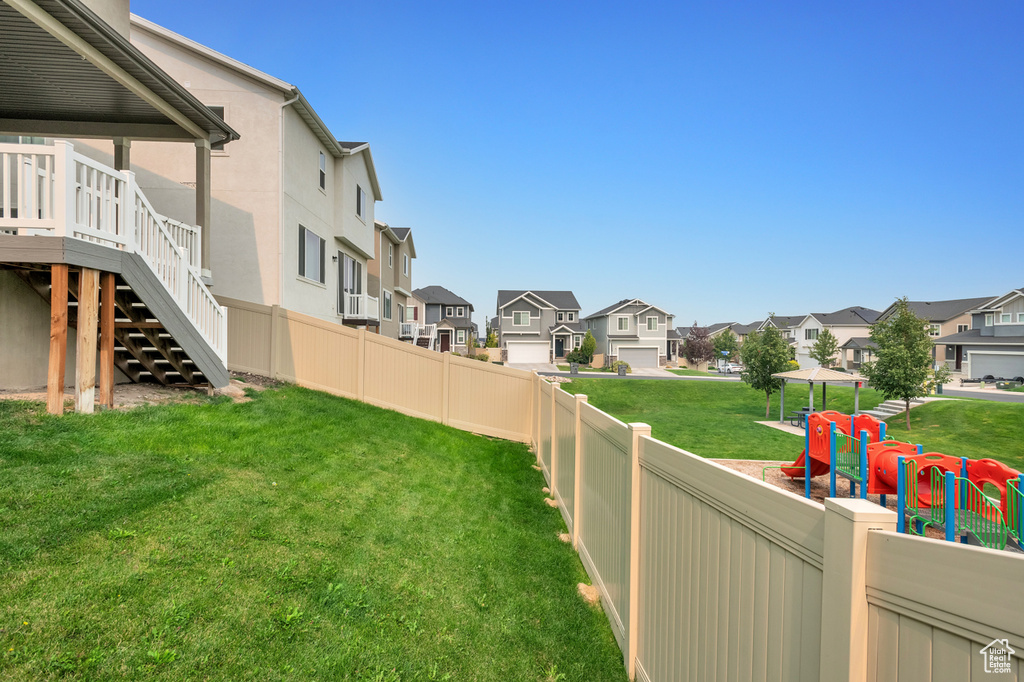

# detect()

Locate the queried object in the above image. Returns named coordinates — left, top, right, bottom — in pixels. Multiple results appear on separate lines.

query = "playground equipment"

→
left=780, top=409, right=1023, bottom=551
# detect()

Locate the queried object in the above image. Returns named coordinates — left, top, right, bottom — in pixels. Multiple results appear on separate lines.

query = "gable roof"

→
left=129, top=14, right=381, bottom=200
left=707, top=322, right=736, bottom=335
left=807, top=306, right=881, bottom=326
left=584, top=298, right=672, bottom=320
left=413, top=285, right=472, bottom=308
left=496, top=290, right=580, bottom=310
left=972, top=288, right=1024, bottom=312
left=878, top=297, right=994, bottom=323
left=732, top=321, right=763, bottom=335
left=2, top=0, right=238, bottom=145
left=760, top=315, right=804, bottom=330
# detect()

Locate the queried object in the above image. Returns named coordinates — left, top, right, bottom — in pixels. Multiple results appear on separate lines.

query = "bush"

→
left=566, top=348, right=587, bottom=364
left=475, top=353, right=489, bottom=362
left=786, top=360, right=799, bottom=371
left=610, top=360, right=632, bottom=374
left=580, top=331, right=596, bottom=364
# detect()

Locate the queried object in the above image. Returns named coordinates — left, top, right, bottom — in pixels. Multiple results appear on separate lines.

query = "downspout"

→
left=278, top=92, right=299, bottom=309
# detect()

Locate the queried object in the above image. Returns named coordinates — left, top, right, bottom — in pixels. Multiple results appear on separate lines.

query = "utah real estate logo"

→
left=980, top=638, right=1014, bottom=675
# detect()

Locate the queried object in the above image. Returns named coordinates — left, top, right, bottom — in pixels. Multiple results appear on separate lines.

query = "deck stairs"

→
left=0, top=141, right=228, bottom=388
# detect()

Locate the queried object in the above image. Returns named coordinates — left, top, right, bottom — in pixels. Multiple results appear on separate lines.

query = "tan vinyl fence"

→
left=536, top=383, right=1024, bottom=682
left=219, top=299, right=1023, bottom=682
left=219, top=298, right=534, bottom=442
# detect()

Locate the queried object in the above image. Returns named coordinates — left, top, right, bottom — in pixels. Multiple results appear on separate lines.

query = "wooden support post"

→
left=47, top=264, right=69, bottom=415
left=75, top=268, right=100, bottom=413
left=572, top=393, right=588, bottom=550
left=99, top=272, right=116, bottom=409
left=627, top=421, right=652, bottom=680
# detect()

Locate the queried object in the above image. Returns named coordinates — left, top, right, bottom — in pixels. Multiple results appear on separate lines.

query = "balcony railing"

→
left=0, top=141, right=226, bottom=363
left=400, top=322, right=418, bottom=338
left=342, top=292, right=379, bottom=321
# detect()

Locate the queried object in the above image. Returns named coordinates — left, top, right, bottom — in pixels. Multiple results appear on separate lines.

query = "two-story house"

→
left=495, top=291, right=583, bottom=365
left=412, top=286, right=476, bottom=354
left=790, top=306, right=880, bottom=369
left=933, top=288, right=1024, bottom=379
left=369, top=221, right=416, bottom=341
left=584, top=298, right=675, bottom=368
left=73, top=15, right=383, bottom=330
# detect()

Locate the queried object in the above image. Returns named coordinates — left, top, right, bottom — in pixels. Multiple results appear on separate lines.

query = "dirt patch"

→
left=0, top=372, right=273, bottom=410
left=577, top=583, right=600, bottom=606
left=558, top=533, right=571, bottom=544
left=544, top=498, right=558, bottom=508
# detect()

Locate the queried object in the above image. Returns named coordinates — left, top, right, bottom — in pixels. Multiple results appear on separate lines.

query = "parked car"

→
left=721, top=363, right=744, bottom=374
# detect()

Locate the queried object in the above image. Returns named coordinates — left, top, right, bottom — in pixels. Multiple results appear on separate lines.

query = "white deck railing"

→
left=400, top=322, right=418, bottom=338
left=343, top=292, right=380, bottom=321
left=0, top=141, right=226, bottom=364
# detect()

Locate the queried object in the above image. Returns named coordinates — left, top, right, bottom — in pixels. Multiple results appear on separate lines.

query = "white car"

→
left=721, top=363, right=744, bottom=374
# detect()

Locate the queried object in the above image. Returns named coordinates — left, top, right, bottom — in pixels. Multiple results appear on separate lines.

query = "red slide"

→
left=781, top=449, right=830, bottom=479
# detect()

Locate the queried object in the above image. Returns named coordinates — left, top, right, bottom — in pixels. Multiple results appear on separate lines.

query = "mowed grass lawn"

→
left=0, top=386, right=626, bottom=682
left=560, top=379, right=1024, bottom=470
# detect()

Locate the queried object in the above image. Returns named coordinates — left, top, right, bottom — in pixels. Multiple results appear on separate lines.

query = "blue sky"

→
left=135, top=0, right=1023, bottom=330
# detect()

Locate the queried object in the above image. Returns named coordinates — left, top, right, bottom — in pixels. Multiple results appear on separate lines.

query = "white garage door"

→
left=970, top=353, right=1024, bottom=380
left=507, top=341, right=550, bottom=364
left=618, top=347, right=659, bottom=368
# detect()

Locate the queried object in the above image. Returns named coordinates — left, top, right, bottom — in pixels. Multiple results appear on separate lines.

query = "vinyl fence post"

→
left=627, top=422, right=652, bottom=681
left=357, top=328, right=366, bottom=401
left=549, top=382, right=558, bottom=491
left=441, top=351, right=451, bottom=426
left=572, top=394, right=587, bottom=550
left=819, top=498, right=897, bottom=682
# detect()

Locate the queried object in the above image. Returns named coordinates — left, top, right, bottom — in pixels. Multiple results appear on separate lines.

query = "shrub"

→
left=610, top=360, right=632, bottom=374
left=566, top=348, right=586, bottom=364
left=580, top=331, right=596, bottom=363
left=786, top=360, right=799, bottom=371
left=475, top=353, right=489, bottom=362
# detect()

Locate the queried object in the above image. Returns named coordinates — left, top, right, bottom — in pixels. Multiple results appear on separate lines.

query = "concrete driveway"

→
left=507, top=362, right=560, bottom=373
left=630, top=367, right=677, bottom=377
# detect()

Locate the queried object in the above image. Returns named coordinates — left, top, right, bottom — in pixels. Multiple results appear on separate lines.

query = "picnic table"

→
left=786, top=407, right=812, bottom=428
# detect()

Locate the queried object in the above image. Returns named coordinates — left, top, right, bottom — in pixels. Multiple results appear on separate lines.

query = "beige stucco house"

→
left=71, top=14, right=383, bottom=328
left=369, top=220, right=417, bottom=341
left=787, top=307, right=880, bottom=369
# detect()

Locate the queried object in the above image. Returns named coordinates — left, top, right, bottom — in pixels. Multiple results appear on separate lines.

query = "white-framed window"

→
left=568, top=312, right=575, bottom=322
left=1018, top=313, right=1024, bottom=323
left=927, top=324, right=941, bottom=337
left=457, top=306, right=464, bottom=317
left=513, top=311, right=529, bottom=326
left=957, top=324, right=969, bottom=333
left=647, top=316, right=658, bottom=331
left=319, top=152, right=326, bottom=190
left=298, top=225, right=325, bottom=284
left=1000, top=313, right=1012, bottom=323
left=557, top=312, right=565, bottom=322
left=616, top=316, right=629, bottom=331
left=574, top=335, right=582, bottom=348
left=403, top=254, right=409, bottom=276
left=456, top=329, right=466, bottom=344
left=383, top=290, right=392, bottom=320
left=356, top=185, right=366, bottom=220
left=805, top=328, right=819, bottom=340
left=388, top=243, right=393, bottom=268
left=446, top=306, right=454, bottom=317
left=985, top=313, right=994, bottom=326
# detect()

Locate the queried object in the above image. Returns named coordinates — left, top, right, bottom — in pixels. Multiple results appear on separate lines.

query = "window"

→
left=298, top=226, right=325, bottom=284
left=927, top=324, right=940, bottom=337
left=456, top=330, right=466, bottom=344
left=410, top=306, right=418, bottom=321
left=457, top=306, right=464, bottom=317
left=513, top=311, right=529, bottom=326
left=356, top=185, right=366, bottom=220
left=403, top=254, right=409, bottom=276
left=647, top=316, right=658, bottom=331
left=805, top=329, right=819, bottom=341
left=388, top=243, right=393, bottom=268
left=1000, top=313, right=1012, bottom=323
left=985, top=314, right=993, bottom=326
left=1019, top=313, right=1024, bottom=323
left=617, top=316, right=629, bottom=331
left=957, top=324, right=969, bottom=333
left=319, top=152, right=326, bottom=190
left=574, top=335, right=582, bottom=349
left=568, top=312, right=575, bottom=322
left=446, top=306, right=454, bottom=317
left=557, top=312, right=565, bottom=322
left=398, top=303, right=404, bottom=323
left=383, top=291, right=392, bottom=320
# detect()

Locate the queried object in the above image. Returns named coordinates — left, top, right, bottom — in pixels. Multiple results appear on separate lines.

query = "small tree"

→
left=683, top=322, right=716, bottom=369
left=740, top=322, right=792, bottom=418
left=485, top=328, right=498, bottom=348
left=713, top=329, right=739, bottom=362
left=809, top=328, right=840, bottom=368
left=860, top=298, right=934, bottom=431
left=579, top=330, right=596, bottom=364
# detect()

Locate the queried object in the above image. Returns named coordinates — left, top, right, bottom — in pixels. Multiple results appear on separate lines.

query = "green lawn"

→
left=560, top=379, right=1024, bottom=471
left=0, top=387, right=626, bottom=681
left=667, top=369, right=714, bottom=377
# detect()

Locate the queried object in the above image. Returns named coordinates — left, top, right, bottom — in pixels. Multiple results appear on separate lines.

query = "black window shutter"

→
left=319, top=237, right=326, bottom=284
left=298, top=226, right=306, bottom=277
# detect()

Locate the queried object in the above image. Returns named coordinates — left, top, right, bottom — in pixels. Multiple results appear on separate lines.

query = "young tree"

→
left=860, top=298, right=934, bottom=431
left=809, top=328, right=840, bottom=368
left=713, top=329, right=739, bottom=362
left=683, top=322, right=716, bottom=369
left=484, top=328, right=498, bottom=348
left=740, top=323, right=792, bottom=418
left=579, top=330, right=597, bottom=364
